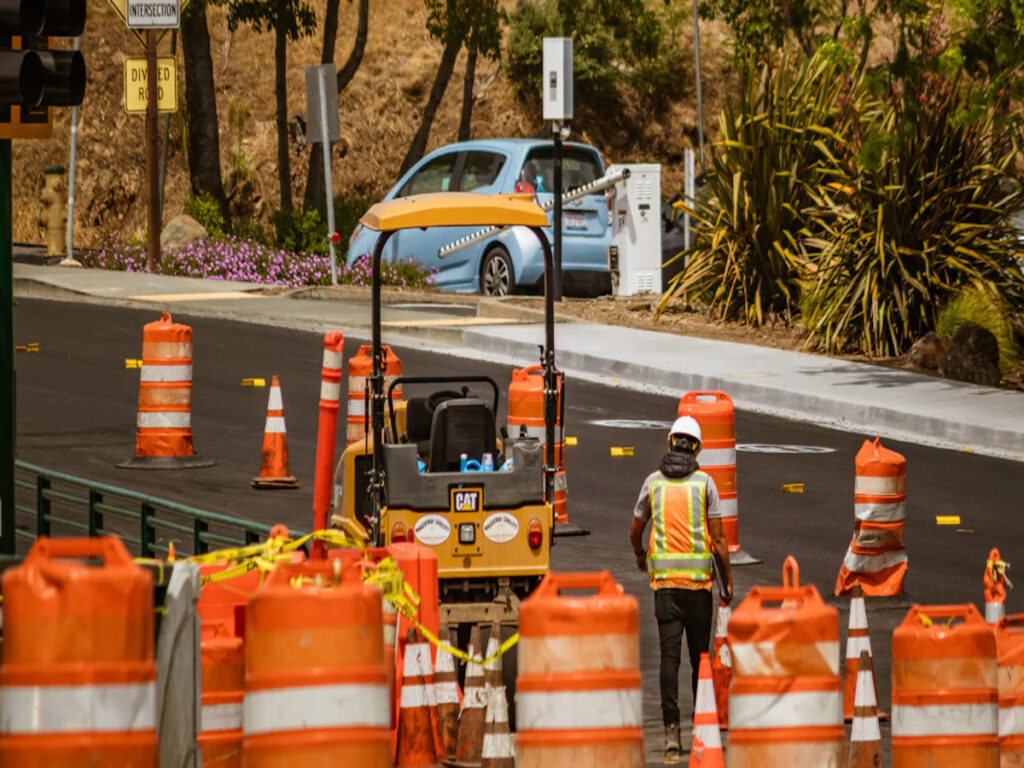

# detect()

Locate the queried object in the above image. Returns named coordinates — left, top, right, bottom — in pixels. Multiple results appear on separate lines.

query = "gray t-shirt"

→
left=633, top=470, right=721, bottom=524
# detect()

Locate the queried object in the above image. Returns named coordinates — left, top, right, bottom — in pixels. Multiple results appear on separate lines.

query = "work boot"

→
left=664, top=723, right=681, bottom=764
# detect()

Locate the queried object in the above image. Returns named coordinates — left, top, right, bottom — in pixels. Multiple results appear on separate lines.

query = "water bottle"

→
left=482, top=453, right=494, bottom=472
left=459, top=453, right=469, bottom=472
left=417, top=459, right=426, bottom=473
left=502, top=455, right=514, bottom=472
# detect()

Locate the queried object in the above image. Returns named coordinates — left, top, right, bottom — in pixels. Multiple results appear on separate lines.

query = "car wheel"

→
left=480, top=246, right=515, bottom=297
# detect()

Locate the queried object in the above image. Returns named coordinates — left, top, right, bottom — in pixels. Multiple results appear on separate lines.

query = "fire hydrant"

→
left=39, top=166, right=66, bottom=258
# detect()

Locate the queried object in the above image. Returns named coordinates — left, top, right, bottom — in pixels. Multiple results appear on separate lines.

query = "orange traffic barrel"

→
left=199, top=621, right=243, bottom=767
left=0, top=536, right=157, bottom=767
left=243, top=557, right=390, bottom=766
left=892, top=604, right=998, bottom=767
left=727, top=556, right=843, bottom=767
left=516, top=571, right=642, bottom=767
left=119, top=312, right=215, bottom=469
left=347, top=344, right=403, bottom=445
left=508, top=365, right=568, bottom=525
left=677, top=391, right=757, bottom=564
left=836, top=436, right=907, bottom=596
left=997, top=614, right=1024, bottom=764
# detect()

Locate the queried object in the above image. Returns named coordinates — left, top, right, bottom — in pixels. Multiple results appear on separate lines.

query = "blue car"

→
left=347, top=139, right=612, bottom=295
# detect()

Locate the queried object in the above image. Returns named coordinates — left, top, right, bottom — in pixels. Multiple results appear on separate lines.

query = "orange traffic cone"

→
left=843, top=584, right=878, bottom=721
left=689, top=653, right=725, bottom=768
left=481, top=683, right=514, bottom=768
left=452, top=624, right=487, bottom=766
left=848, top=650, right=883, bottom=768
left=251, top=375, right=298, bottom=489
left=711, top=599, right=731, bottom=729
left=984, top=547, right=1010, bottom=625
left=396, top=629, right=439, bottom=767
left=434, top=624, right=461, bottom=759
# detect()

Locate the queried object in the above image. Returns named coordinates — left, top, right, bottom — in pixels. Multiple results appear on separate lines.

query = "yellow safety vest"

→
left=646, top=471, right=714, bottom=583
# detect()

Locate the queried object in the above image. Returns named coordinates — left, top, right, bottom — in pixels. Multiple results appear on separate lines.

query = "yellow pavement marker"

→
left=565, top=436, right=578, bottom=446
left=14, top=343, right=39, bottom=352
left=610, top=446, right=634, bottom=457
left=782, top=483, right=805, bottom=493
left=936, top=515, right=961, bottom=526
left=125, top=358, right=142, bottom=369
left=242, top=378, right=267, bottom=387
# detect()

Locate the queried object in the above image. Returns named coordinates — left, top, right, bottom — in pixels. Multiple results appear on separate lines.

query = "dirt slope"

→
left=12, top=0, right=733, bottom=247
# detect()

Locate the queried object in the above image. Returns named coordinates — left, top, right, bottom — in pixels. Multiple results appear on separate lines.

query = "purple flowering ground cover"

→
left=83, top=237, right=436, bottom=288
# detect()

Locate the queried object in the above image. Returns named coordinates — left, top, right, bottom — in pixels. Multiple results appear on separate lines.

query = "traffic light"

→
left=0, top=0, right=85, bottom=139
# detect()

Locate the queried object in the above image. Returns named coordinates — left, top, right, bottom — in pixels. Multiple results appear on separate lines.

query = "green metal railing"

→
left=10, top=460, right=304, bottom=558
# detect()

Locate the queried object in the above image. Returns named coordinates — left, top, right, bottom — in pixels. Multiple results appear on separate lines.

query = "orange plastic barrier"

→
left=677, top=391, right=755, bottom=562
left=986, top=548, right=1009, bottom=625
left=516, top=571, right=642, bottom=768
left=120, top=312, right=214, bottom=469
left=997, top=614, right=1024, bottom=765
left=835, top=436, right=907, bottom=596
left=198, top=622, right=243, bottom=768
left=892, top=604, right=998, bottom=767
left=347, top=344, right=403, bottom=446
left=727, top=556, right=843, bottom=767
left=251, top=375, right=298, bottom=489
left=508, top=365, right=567, bottom=524
left=243, top=558, right=390, bottom=766
left=0, top=537, right=157, bottom=767
left=711, top=600, right=731, bottom=729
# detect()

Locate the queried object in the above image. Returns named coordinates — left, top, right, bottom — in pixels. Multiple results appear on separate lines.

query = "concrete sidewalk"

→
left=14, top=263, right=1024, bottom=460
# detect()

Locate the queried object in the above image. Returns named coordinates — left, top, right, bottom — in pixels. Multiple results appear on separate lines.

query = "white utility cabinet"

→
left=607, top=163, right=662, bottom=296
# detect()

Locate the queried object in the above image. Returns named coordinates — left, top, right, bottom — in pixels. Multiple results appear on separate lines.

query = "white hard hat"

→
left=669, top=416, right=702, bottom=445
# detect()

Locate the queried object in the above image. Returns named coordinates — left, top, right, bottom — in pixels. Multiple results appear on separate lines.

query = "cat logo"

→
left=451, top=487, right=483, bottom=513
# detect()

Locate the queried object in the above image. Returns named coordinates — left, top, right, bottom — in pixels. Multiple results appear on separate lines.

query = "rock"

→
left=908, top=332, right=951, bottom=374
left=945, top=322, right=1001, bottom=387
left=160, top=215, right=208, bottom=252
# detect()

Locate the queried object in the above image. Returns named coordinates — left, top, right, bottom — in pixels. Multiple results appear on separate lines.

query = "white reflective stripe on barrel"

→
left=893, top=702, right=997, bottom=737
left=264, top=416, right=286, bottom=434
left=842, top=548, right=908, bottom=573
left=322, top=350, right=343, bottom=370
left=1000, top=704, right=1024, bottom=737
left=731, top=690, right=842, bottom=729
left=715, top=496, right=737, bottom=519
left=855, top=475, right=905, bottom=496
left=731, top=641, right=840, bottom=676
left=517, top=688, right=642, bottom=730
left=348, top=399, right=366, bottom=417
left=138, top=411, right=191, bottom=429
left=855, top=501, right=906, bottom=522
left=244, top=683, right=389, bottom=735
left=202, top=701, right=243, bottom=732
left=142, top=341, right=193, bottom=359
left=140, top=365, right=192, bottom=382
left=699, top=447, right=736, bottom=466
left=1, top=682, right=157, bottom=733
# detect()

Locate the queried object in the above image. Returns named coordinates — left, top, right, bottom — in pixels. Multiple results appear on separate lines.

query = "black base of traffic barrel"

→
left=117, top=455, right=217, bottom=470
left=553, top=522, right=590, bottom=537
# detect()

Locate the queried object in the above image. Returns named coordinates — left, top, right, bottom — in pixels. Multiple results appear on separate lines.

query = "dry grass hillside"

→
left=12, top=0, right=734, bottom=246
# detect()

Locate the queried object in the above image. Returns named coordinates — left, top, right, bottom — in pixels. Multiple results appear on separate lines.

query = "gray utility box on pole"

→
left=608, top=163, right=663, bottom=296
left=542, top=38, right=573, bottom=121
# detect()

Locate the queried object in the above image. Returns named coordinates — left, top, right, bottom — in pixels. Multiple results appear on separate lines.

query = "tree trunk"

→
left=275, top=17, right=292, bottom=210
left=457, top=47, right=477, bottom=142
left=303, top=0, right=369, bottom=212
left=399, top=37, right=461, bottom=176
left=181, top=3, right=231, bottom=229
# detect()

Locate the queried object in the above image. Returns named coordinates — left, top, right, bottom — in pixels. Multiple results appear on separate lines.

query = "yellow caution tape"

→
left=782, top=483, right=805, bottom=493
left=565, top=436, right=578, bottom=446
left=242, top=378, right=267, bottom=387
left=987, top=557, right=1013, bottom=590
left=125, top=358, right=143, bottom=369
left=610, top=446, right=634, bottom=457
left=14, top=343, right=39, bottom=352
left=936, top=515, right=961, bottom=525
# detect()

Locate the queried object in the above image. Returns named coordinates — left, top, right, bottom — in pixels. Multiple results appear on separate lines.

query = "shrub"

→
left=936, top=287, right=1019, bottom=372
left=333, top=191, right=376, bottom=248
left=271, top=207, right=328, bottom=256
left=184, top=191, right=226, bottom=240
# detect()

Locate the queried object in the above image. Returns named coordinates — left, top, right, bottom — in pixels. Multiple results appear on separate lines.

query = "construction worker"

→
left=629, top=415, right=733, bottom=764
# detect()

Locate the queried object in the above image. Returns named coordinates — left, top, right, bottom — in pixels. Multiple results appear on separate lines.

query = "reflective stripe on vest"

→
left=1, top=681, right=157, bottom=733
left=647, top=472, right=713, bottom=582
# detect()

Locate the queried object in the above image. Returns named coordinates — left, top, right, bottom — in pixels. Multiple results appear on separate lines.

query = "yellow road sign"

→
left=124, top=57, right=178, bottom=114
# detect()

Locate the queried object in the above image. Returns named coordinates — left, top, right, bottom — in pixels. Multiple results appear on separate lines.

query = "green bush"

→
left=271, top=207, right=328, bottom=256
left=333, top=191, right=376, bottom=248
left=184, top=191, right=226, bottom=240
left=936, top=288, right=1019, bottom=372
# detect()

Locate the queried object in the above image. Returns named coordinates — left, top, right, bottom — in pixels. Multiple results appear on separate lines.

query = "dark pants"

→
left=654, top=587, right=713, bottom=726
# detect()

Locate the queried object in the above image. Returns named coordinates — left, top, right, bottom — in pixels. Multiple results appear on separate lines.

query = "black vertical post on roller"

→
left=532, top=226, right=557, bottom=529
left=0, top=139, right=13, bottom=555
left=369, top=231, right=395, bottom=547
left=552, top=125, right=562, bottom=302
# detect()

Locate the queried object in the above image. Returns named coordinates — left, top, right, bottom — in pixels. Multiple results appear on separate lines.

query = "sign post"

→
left=304, top=64, right=340, bottom=285
left=542, top=38, right=573, bottom=303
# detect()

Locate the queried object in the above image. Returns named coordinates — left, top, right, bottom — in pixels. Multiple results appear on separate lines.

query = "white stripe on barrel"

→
left=244, top=683, right=389, bottom=735
left=1, top=682, right=157, bottom=733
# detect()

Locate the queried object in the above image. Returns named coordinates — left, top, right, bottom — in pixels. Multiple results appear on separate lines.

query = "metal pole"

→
left=1, top=139, right=14, bottom=554
left=158, top=29, right=177, bottom=220
left=65, top=36, right=81, bottom=263
left=692, top=0, right=705, bottom=169
left=552, top=123, right=563, bottom=302
left=684, top=148, right=694, bottom=256
left=146, top=29, right=161, bottom=271
left=317, top=65, right=338, bottom=285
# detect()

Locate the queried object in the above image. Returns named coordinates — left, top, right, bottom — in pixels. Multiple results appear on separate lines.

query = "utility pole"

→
left=146, top=29, right=161, bottom=271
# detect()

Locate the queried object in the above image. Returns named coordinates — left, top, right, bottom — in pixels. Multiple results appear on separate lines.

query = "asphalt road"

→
left=13, top=297, right=1024, bottom=763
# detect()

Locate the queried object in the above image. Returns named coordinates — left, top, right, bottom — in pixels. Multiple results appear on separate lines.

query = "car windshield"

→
left=519, top=147, right=602, bottom=194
